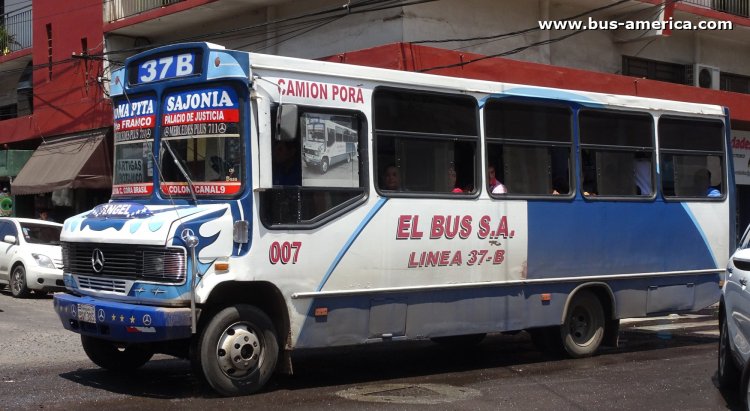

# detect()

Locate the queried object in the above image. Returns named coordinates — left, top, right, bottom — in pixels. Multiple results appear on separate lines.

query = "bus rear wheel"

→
left=560, top=290, right=604, bottom=358
left=195, top=304, right=279, bottom=396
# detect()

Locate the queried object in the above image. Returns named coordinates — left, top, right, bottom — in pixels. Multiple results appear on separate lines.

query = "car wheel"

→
left=743, top=361, right=750, bottom=410
left=10, top=265, right=30, bottom=298
left=719, top=318, right=740, bottom=389
left=194, top=304, right=279, bottom=396
left=560, top=290, right=605, bottom=358
left=81, top=335, right=154, bottom=371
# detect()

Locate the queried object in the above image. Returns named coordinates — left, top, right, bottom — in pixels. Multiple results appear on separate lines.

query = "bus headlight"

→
left=32, top=253, right=56, bottom=269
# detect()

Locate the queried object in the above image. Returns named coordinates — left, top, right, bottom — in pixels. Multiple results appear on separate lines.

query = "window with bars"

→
left=622, top=56, right=688, bottom=85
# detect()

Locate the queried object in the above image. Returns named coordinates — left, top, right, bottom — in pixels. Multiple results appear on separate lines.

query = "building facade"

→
left=1, top=0, right=749, bottom=225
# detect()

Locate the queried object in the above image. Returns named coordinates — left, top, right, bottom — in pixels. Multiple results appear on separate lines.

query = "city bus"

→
left=53, top=42, right=733, bottom=396
left=302, top=116, right=358, bottom=174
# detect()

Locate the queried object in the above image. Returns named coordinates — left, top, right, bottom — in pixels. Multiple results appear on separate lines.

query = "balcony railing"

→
left=104, top=0, right=185, bottom=23
left=2, top=8, right=32, bottom=54
left=682, top=0, right=749, bottom=17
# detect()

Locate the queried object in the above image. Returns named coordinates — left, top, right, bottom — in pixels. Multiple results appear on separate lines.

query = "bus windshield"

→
left=112, top=95, right=156, bottom=196
left=159, top=84, right=244, bottom=197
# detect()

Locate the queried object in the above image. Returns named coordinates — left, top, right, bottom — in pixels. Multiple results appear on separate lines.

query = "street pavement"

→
left=0, top=291, right=738, bottom=410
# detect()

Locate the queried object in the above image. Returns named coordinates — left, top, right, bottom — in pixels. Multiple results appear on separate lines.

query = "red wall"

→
left=0, top=0, right=112, bottom=145
left=323, top=43, right=750, bottom=128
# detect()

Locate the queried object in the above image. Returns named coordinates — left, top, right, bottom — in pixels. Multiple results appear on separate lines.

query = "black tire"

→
left=742, top=359, right=750, bottom=410
left=10, top=265, right=30, bottom=298
left=194, top=305, right=279, bottom=396
left=431, top=333, right=486, bottom=346
left=81, top=335, right=153, bottom=372
left=560, top=290, right=605, bottom=358
left=320, top=158, right=329, bottom=174
left=718, top=318, right=740, bottom=389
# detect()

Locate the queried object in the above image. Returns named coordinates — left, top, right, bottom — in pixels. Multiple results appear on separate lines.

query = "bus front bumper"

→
left=53, top=293, right=193, bottom=343
left=303, top=153, right=323, bottom=166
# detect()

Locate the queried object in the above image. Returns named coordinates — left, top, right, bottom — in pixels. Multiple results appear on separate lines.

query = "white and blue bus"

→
left=53, top=42, right=733, bottom=396
left=302, top=116, right=358, bottom=174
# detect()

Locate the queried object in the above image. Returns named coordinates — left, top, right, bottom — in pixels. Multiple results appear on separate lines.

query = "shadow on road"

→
left=59, top=358, right=212, bottom=399
left=58, top=329, right=721, bottom=399
left=0, top=286, right=54, bottom=299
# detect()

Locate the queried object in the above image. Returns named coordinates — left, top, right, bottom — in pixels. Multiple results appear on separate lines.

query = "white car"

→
left=0, top=217, right=63, bottom=298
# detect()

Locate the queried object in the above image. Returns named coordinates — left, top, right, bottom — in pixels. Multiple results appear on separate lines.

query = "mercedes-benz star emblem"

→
left=91, top=248, right=105, bottom=273
left=181, top=228, right=195, bottom=243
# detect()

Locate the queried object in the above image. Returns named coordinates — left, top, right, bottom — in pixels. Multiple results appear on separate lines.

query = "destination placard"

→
left=161, top=86, right=240, bottom=138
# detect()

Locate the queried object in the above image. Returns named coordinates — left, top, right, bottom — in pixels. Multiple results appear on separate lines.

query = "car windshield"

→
left=20, top=223, right=61, bottom=245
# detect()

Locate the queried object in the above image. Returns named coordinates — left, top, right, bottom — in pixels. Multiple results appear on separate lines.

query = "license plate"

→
left=77, top=303, right=96, bottom=324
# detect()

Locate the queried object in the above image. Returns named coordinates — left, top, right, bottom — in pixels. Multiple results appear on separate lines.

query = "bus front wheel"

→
left=320, top=158, right=329, bottom=174
left=561, top=290, right=605, bottom=358
left=81, top=336, right=153, bottom=371
left=196, top=304, right=279, bottom=396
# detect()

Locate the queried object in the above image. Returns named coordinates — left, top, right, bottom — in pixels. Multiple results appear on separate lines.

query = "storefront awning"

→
left=12, top=129, right=112, bottom=195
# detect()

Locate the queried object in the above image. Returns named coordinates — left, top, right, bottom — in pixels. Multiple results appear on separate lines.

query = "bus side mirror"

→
left=276, top=104, right=298, bottom=141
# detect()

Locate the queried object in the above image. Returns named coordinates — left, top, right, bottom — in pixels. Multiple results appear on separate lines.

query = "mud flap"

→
left=602, top=319, right=620, bottom=348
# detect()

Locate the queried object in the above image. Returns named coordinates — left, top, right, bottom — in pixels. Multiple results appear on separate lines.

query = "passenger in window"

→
left=694, top=168, right=721, bottom=197
left=272, top=141, right=301, bottom=186
left=634, top=155, right=652, bottom=195
left=582, top=169, right=597, bottom=196
left=551, top=176, right=568, bottom=195
left=381, top=164, right=401, bottom=191
left=447, top=164, right=463, bottom=193
left=488, top=165, right=507, bottom=194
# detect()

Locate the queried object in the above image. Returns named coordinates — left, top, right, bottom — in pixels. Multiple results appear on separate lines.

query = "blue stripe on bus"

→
left=478, top=88, right=604, bottom=109
left=526, top=200, right=717, bottom=277
left=316, top=197, right=389, bottom=291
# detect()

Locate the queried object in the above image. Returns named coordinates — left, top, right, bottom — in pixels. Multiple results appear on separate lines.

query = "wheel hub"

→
left=569, top=309, right=591, bottom=342
left=216, top=323, right=261, bottom=378
left=11, top=271, right=22, bottom=293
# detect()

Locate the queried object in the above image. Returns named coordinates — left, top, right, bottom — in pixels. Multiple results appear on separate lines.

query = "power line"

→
left=0, top=0, right=414, bottom=78
left=410, top=0, right=632, bottom=45
left=417, top=0, right=678, bottom=73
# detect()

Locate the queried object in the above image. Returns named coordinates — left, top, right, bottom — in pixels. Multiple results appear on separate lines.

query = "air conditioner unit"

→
left=694, top=64, right=720, bottom=89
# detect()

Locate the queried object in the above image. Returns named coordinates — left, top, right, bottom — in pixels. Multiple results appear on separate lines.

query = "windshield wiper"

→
left=162, top=140, right=198, bottom=204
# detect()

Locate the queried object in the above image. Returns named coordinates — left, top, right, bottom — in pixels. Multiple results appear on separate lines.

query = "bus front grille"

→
left=62, top=242, right=186, bottom=284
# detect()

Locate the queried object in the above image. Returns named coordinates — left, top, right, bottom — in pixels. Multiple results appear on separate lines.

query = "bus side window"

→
left=659, top=117, right=725, bottom=199
left=484, top=99, right=572, bottom=196
left=260, top=108, right=366, bottom=227
left=579, top=110, right=654, bottom=198
left=373, top=88, right=478, bottom=195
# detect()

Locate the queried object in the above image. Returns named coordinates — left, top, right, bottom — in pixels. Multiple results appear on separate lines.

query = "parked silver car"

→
left=0, top=217, right=63, bottom=297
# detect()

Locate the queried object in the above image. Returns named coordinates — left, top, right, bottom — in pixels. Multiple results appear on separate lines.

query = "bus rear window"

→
left=658, top=116, right=725, bottom=199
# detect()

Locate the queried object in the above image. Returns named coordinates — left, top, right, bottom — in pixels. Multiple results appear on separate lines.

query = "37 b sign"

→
left=137, top=52, right=196, bottom=83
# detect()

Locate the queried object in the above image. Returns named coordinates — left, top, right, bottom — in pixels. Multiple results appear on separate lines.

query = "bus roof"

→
left=248, top=51, right=726, bottom=117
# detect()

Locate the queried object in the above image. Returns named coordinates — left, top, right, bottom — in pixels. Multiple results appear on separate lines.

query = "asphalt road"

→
left=0, top=290, right=741, bottom=410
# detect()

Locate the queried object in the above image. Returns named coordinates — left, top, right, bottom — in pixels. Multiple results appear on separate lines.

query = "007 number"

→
left=269, top=241, right=301, bottom=265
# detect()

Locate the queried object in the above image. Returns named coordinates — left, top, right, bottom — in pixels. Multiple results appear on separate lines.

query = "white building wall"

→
left=105, top=0, right=750, bottom=80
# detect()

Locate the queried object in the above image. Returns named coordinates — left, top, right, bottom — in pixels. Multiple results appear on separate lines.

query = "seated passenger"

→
left=447, top=164, right=462, bottom=193
left=694, top=168, right=721, bottom=197
left=381, top=164, right=401, bottom=191
left=488, top=165, right=507, bottom=194
left=272, top=141, right=301, bottom=186
left=634, top=156, right=652, bottom=195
